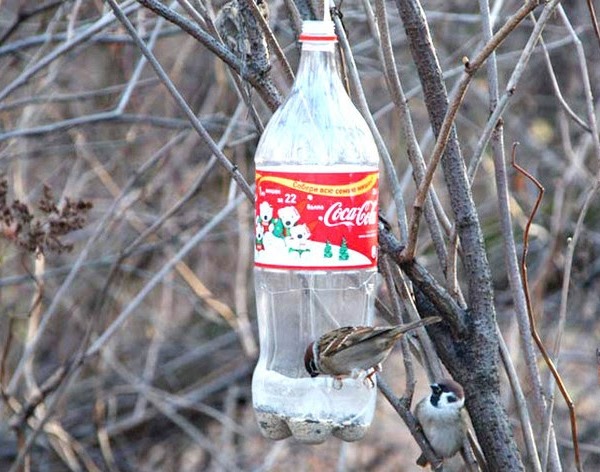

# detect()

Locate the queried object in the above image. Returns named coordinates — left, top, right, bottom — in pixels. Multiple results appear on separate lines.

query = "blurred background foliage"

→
left=0, top=0, right=599, bottom=470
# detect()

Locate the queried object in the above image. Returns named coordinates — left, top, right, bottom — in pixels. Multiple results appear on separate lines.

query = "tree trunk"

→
left=394, top=0, right=524, bottom=469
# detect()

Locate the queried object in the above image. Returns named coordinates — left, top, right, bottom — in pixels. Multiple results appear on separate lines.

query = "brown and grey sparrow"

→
left=414, top=379, right=467, bottom=467
left=304, top=317, right=441, bottom=379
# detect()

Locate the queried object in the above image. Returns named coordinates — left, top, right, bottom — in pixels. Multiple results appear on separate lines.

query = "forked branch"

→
left=402, top=0, right=541, bottom=259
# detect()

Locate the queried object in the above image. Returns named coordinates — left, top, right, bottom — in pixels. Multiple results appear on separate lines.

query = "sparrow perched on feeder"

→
left=304, top=317, right=441, bottom=379
left=414, top=379, right=467, bottom=467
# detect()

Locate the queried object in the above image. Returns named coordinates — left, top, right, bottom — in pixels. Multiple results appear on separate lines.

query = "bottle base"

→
left=254, top=407, right=369, bottom=444
left=252, top=369, right=375, bottom=443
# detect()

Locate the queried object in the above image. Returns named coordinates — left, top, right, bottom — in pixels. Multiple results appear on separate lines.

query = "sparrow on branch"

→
left=414, top=379, right=467, bottom=467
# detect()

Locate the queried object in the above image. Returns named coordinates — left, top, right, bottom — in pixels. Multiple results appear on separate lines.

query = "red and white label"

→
left=254, top=167, right=379, bottom=270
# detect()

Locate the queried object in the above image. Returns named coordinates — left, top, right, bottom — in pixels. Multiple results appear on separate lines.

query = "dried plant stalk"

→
left=511, top=143, right=582, bottom=472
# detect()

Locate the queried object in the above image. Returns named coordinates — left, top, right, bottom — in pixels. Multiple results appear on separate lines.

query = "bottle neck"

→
left=295, top=41, right=339, bottom=87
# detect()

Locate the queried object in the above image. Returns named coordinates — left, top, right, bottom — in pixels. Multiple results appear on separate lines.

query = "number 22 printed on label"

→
left=255, top=168, right=379, bottom=270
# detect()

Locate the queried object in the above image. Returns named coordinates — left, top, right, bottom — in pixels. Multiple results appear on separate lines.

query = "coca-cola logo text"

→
left=323, top=201, right=377, bottom=227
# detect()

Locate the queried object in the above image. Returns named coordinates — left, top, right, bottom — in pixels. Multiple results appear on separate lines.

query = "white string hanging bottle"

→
left=252, top=14, right=380, bottom=443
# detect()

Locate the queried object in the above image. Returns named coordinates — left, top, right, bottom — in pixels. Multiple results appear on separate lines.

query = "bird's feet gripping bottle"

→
left=251, top=17, right=380, bottom=443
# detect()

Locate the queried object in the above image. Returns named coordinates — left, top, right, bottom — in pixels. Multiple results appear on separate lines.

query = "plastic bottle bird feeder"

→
left=251, top=10, right=380, bottom=444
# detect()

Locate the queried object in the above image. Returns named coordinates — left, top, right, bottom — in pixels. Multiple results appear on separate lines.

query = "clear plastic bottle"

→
left=252, top=19, right=380, bottom=443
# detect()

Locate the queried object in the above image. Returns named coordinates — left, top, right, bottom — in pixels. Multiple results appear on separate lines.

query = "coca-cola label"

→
left=255, top=167, right=379, bottom=270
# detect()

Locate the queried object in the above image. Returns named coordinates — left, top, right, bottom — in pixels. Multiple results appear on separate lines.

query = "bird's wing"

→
left=319, top=326, right=393, bottom=357
left=319, top=317, right=441, bottom=360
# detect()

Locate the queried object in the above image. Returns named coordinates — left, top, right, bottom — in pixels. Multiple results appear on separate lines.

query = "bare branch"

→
left=585, top=0, right=600, bottom=50
left=403, top=0, right=541, bottom=259
left=372, top=0, right=448, bottom=271
left=0, top=1, right=139, bottom=103
left=378, top=223, right=468, bottom=335
left=377, top=376, right=444, bottom=471
left=333, top=11, right=409, bottom=241
left=135, top=0, right=282, bottom=110
left=108, top=0, right=254, bottom=201
left=511, top=143, right=582, bottom=472
left=0, top=0, right=66, bottom=46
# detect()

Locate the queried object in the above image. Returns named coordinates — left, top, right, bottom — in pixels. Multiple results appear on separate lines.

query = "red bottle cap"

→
left=298, top=20, right=338, bottom=42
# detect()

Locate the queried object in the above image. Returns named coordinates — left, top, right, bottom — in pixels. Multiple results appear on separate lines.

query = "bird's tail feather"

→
left=390, top=316, right=441, bottom=339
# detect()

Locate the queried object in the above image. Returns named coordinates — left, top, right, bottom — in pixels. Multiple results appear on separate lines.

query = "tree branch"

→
left=379, top=223, right=467, bottom=335
left=136, top=0, right=282, bottom=111
left=401, top=0, right=540, bottom=259
left=393, top=0, right=532, bottom=468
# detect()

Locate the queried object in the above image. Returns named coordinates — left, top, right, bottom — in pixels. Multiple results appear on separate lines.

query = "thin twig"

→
left=377, top=376, right=443, bottom=471
left=133, top=271, right=173, bottom=418
left=219, top=385, right=240, bottom=467
left=391, top=265, right=443, bottom=382
left=84, top=192, right=248, bottom=359
left=585, top=0, right=600, bottom=50
left=511, top=143, right=582, bottom=472
left=107, top=0, right=254, bottom=201
left=0, top=28, right=183, bottom=56
left=497, top=326, right=541, bottom=472
left=0, top=112, right=194, bottom=141
left=0, top=78, right=157, bottom=112
left=23, top=255, right=45, bottom=403
left=0, top=1, right=138, bottom=103
left=466, top=0, right=562, bottom=187
left=597, top=348, right=600, bottom=386
left=380, top=257, right=416, bottom=402
left=94, top=399, right=120, bottom=472
left=0, top=0, right=66, bottom=46
left=136, top=0, right=282, bottom=110
left=536, top=30, right=591, bottom=133
left=45, top=420, right=101, bottom=472
left=175, top=0, right=207, bottom=29
left=372, top=0, right=447, bottom=271
left=233, top=154, right=257, bottom=356
left=403, top=0, right=541, bottom=260
left=332, top=11, right=409, bottom=242
left=0, top=318, right=15, bottom=391
left=476, top=0, right=551, bottom=468
left=557, top=5, right=600, bottom=163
